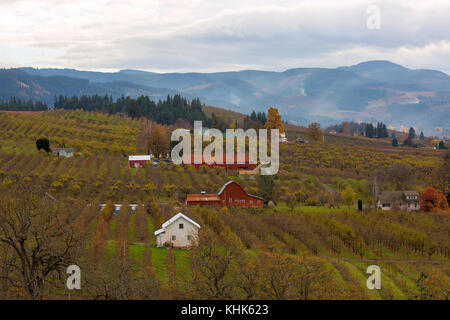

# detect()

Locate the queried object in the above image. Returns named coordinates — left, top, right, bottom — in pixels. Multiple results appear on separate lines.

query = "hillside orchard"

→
left=0, top=110, right=448, bottom=300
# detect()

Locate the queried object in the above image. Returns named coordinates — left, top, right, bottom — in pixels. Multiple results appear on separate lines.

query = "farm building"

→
left=154, top=212, right=200, bottom=248
left=182, top=154, right=256, bottom=171
left=52, top=147, right=74, bottom=158
left=186, top=192, right=221, bottom=206
left=129, top=155, right=151, bottom=168
left=377, top=191, right=420, bottom=211
left=181, top=180, right=264, bottom=207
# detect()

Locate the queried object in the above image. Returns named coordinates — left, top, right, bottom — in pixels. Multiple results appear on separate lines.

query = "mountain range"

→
left=1, top=60, right=449, bottom=136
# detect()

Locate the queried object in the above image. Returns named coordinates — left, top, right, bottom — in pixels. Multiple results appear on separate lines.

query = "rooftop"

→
left=379, top=190, right=420, bottom=203
left=187, top=194, right=221, bottom=202
left=129, top=155, right=151, bottom=161
left=154, top=212, right=201, bottom=235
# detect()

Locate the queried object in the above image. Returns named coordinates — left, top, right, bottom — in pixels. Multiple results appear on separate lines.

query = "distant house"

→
left=280, top=132, right=288, bottom=142
left=181, top=181, right=264, bottom=207
left=182, top=154, right=256, bottom=171
left=377, top=191, right=420, bottom=211
left=328, top=129, right=337, bottom=135
left=129, top=155, right=151, bottom=168
left=52, top=148, right=74, bottom=158
left=154, top=212, right=200, bottom=248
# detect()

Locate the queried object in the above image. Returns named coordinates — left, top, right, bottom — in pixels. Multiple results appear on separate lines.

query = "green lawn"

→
left=173, top=250, right=192, bottom=284
left=128, top=215, right=135, bottom=243
left=149, top=247, right=168, bottom=282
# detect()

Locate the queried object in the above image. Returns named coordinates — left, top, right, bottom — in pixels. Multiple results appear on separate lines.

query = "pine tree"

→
left=392, top=137, right=398, bottom=147
left=365, top=123, right=374, bottom=138
left=419, top=132, right=425, bottom=140
left=408, top=127, right=416, bottom=139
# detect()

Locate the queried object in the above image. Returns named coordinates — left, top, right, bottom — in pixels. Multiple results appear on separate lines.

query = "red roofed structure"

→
left=182, top=154, right=256, bottom=171
left=181, top=181, right=263, bottom=207
left=186, top=194, right=221, bottom=205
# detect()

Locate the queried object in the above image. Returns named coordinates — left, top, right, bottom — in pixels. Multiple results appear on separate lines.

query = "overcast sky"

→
left=1, top=0, right=449, bottom=73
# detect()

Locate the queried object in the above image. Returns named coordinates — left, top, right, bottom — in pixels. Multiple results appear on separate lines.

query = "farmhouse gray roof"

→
left=378, top=191, right=420, bottom=203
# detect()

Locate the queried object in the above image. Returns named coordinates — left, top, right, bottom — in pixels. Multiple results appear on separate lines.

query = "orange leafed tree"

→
left=420, top=187, right=449, bottom=212
left=264, top=107, right=285, bottom=134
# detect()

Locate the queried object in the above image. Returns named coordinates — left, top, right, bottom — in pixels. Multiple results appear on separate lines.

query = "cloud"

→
left=0, top=0, right=449, bottom=72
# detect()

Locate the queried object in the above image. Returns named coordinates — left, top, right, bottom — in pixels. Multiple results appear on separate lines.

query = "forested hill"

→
left=0, top=68, right=184, bottom=105
left=53, top=94, right=209, bottom=126
left=0, top=97, right=48, bottom=111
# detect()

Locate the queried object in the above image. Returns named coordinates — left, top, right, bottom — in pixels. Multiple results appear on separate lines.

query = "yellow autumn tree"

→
left=307, top=122, right=323, bottom=143
left=264, top=107, right=285, bottom=134
left=148, top=124, right=169, bottom=157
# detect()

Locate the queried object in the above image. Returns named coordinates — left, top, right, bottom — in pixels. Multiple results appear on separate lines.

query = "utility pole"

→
left=373, top=177, right=378, bottom=210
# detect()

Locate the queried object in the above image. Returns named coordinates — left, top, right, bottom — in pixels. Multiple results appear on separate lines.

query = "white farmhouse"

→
left=377, top=191, right=420, bottom=211
left=154, top=213, right=201, bottom=248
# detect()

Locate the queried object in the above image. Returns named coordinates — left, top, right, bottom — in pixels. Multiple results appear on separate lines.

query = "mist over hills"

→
left=1, top=60, right=449, bottom=136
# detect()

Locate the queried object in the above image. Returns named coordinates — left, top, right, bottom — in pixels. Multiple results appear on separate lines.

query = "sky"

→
left=1, top=0, right=450, bottom=73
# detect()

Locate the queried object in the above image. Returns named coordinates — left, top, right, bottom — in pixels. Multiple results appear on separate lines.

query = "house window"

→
left=229, top=198, right=232, bottom=203
left=250, top=200, right=253, bottom=204
left=187, top=235, right=191, bottom=241
left=172, top=235, right=176, bottom=241
left=382, top=203, right=390, bottom=208
left=179, top=223, right=184, bottom=229
left=240, top=200, right=245, bottom=203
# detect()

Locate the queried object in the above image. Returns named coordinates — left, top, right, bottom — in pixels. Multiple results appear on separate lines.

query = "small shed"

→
left=53, top=148, right=74, bottom=158
left=129, top=155, right=151, bottom=168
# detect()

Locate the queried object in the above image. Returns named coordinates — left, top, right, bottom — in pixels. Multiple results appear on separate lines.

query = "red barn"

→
left=182, top=181, right=263, bottom=207
left=182, top=154, right=256, bottom=171
left=129, top=155, right=151, bottom=168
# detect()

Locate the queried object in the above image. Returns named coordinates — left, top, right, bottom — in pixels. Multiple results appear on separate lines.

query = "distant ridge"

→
left=0, top=60, right=447, bottom=136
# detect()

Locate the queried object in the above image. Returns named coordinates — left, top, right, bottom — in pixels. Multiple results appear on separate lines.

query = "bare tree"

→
left=387, top=163, right=413, bottom=190
left=191, top=231, right=236, bottom=299
left=0, top=185, right=81, bottom=299
left=83, top=254, right=137, bottom=300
